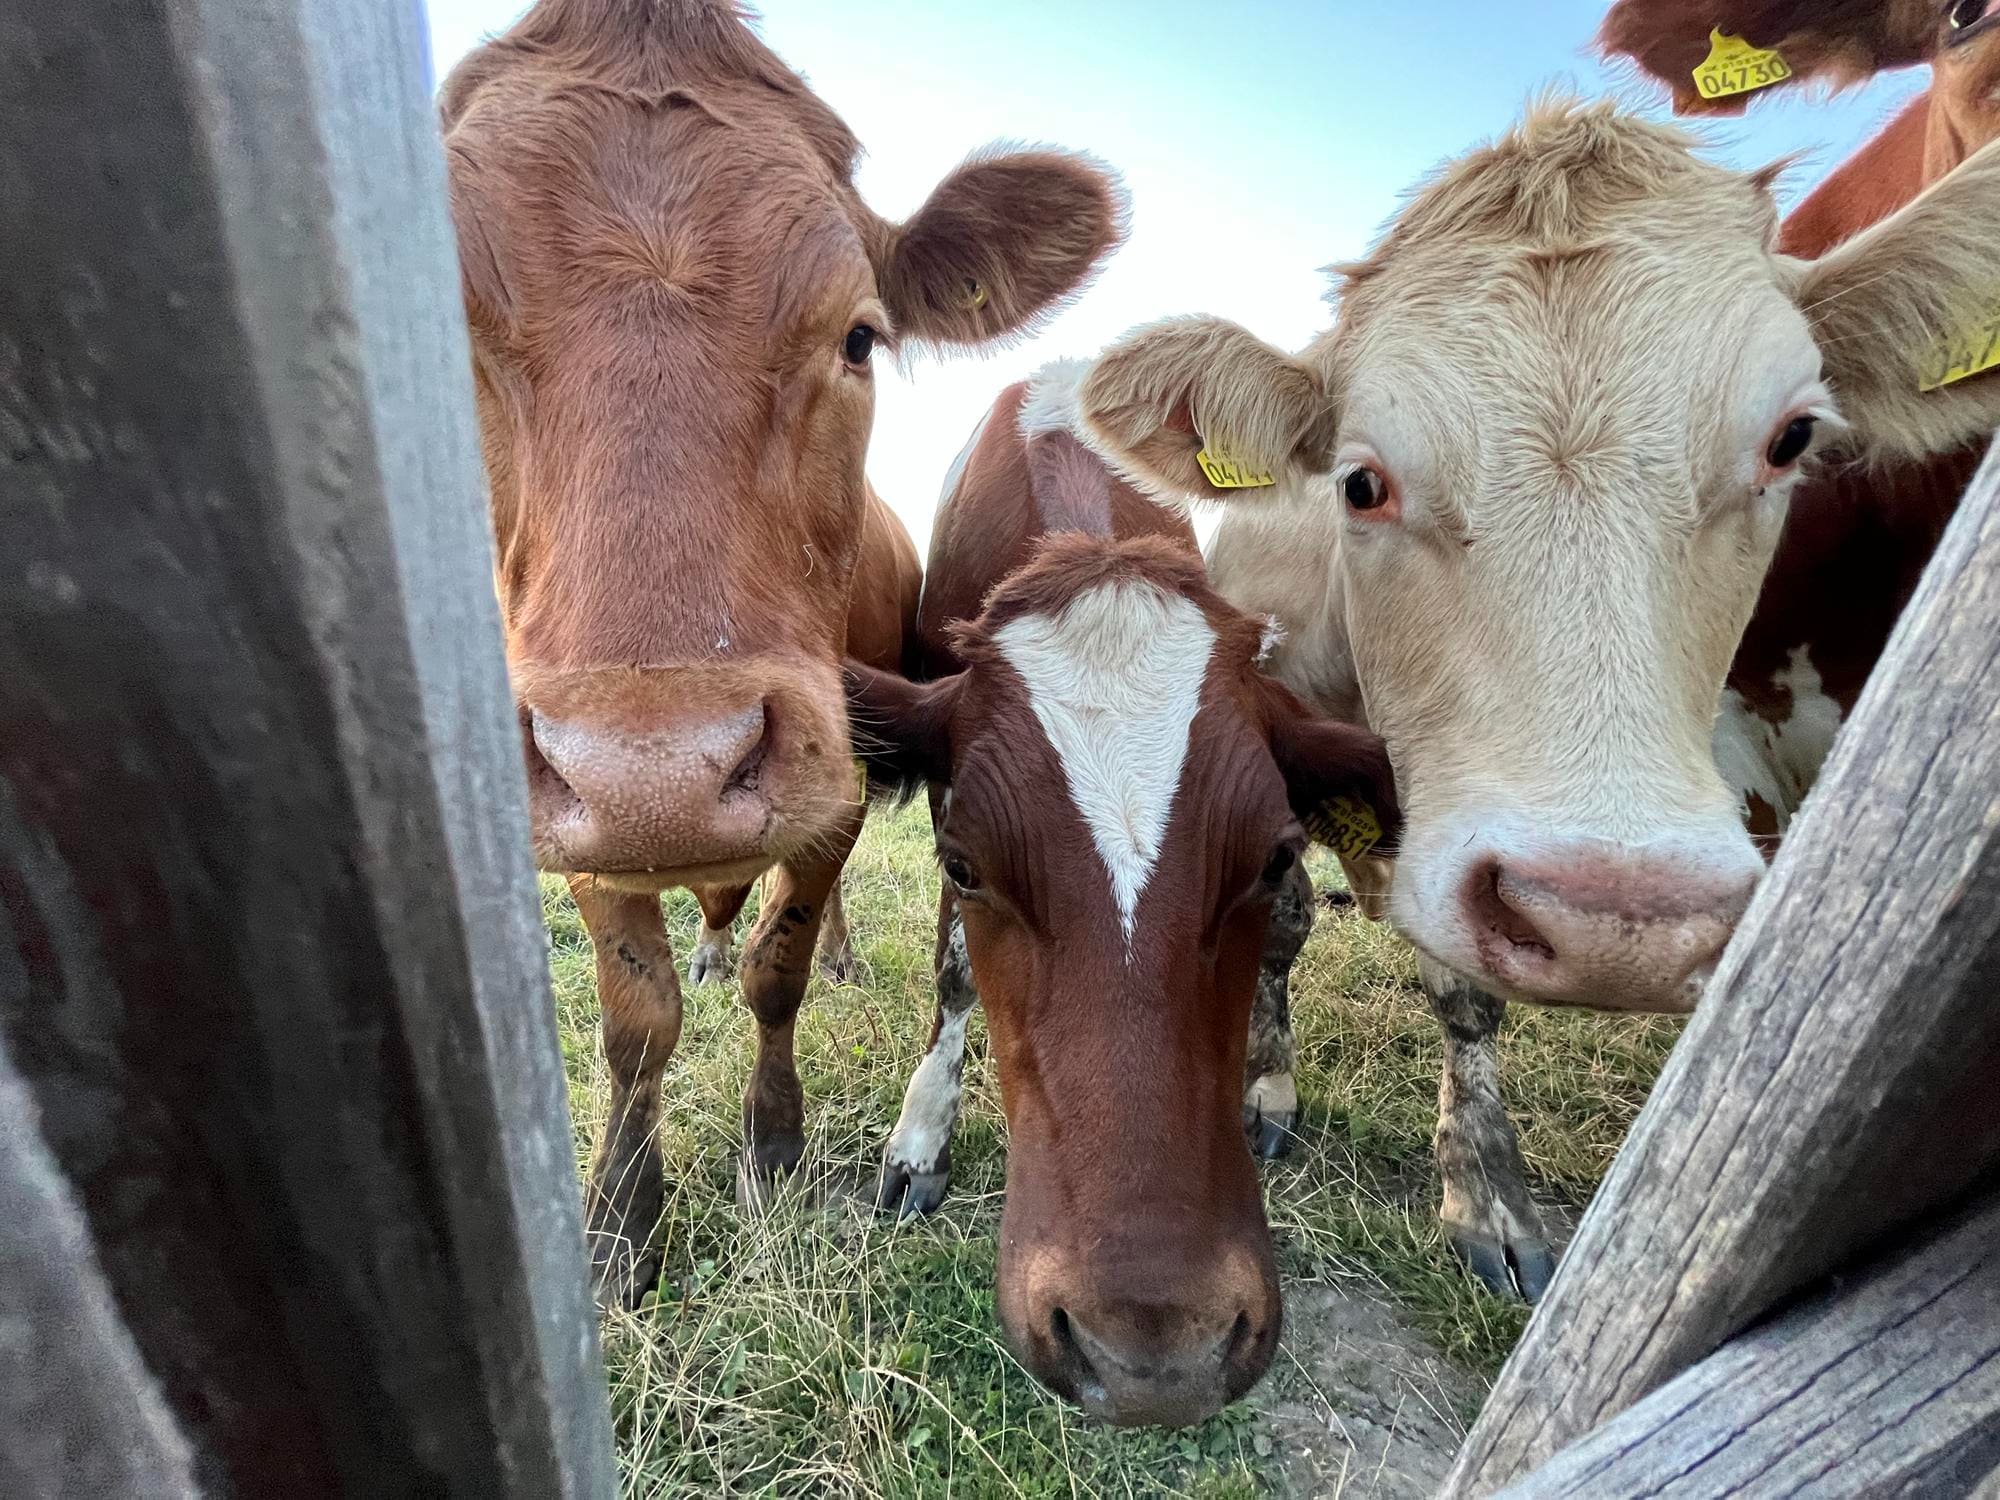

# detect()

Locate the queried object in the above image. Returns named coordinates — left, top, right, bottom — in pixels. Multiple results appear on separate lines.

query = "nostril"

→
left=721, top=698, right=773, bottom=796
left=1223, top=1311, right=1253, bottom=1365
left=1050, top=1306, right=1077, bottom=1355
left=1469, top=861, right=1556, bottom=960
left=523, top=712, right=580, bottom=804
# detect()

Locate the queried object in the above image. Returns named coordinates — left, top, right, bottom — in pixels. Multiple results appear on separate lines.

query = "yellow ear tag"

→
left=1920, top=305, right=2000, bottom=391
left=1302, top=794, right=1383, bottom=863
left=1196, top=447, right=1276, bottom=489
left=1691, top=28, right=1792, bottom=100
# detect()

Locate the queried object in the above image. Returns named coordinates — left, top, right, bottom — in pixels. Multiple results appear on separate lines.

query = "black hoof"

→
left=875, top=1160, right=949, bottom=1218
left=589, top=1231, right=663, bottom=1312
left=1244, top=1107, right=1298, bottom=1160
left=1450, top=1229, right=1558, bottom=1302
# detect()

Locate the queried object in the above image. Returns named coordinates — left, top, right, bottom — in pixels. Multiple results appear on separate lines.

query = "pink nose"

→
left=527, top=700, right=776, bottom=876
left=1461, top=846, right=1758, bottom=1012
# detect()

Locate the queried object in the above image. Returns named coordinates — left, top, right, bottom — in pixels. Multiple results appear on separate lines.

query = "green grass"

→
left=544, top=801, right=1680, bottom=1496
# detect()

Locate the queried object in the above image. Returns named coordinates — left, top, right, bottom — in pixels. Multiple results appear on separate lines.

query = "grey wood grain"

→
left=0, top=0, right=614, bottom=1492
left=1444, top=435, right=2000, bottom=1496
left=1490, top=1189, right=2000, bottom=1498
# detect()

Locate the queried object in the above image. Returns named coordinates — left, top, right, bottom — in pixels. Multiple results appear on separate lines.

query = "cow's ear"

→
left=1259, top=678, right=1402, bottom=859
left=878, top=148, right=1127, bottom=347
left=844, top=661, right=961, bottom=799
left=1078, top=317, right=1338, bottom=502
left=1794, top=136, right=2000, bottom=464
left=1598, top=0, right=1937, bottom=116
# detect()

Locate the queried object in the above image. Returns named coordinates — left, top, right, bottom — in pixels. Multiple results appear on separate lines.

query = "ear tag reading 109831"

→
left=1303, top=795, right=1383, bottom=863
left=1691, top=28, right=1792, bottom=100
left=1196, top=446, right=1275, bottom=489
left=1920, top=305, right=2000, bottom=391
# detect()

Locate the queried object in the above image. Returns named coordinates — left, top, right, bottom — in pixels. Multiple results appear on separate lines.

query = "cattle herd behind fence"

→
left=3, top=1, right=1999, bottom=1496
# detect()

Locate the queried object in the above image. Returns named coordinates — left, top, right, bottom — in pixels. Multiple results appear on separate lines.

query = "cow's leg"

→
left=877, top=887, right=979, bottom=1216
left=736, top=806, right=863, bottom=1194
left=687, top=881, right=751, bottom=988
left=1422, top=956, right=1555, bottom=1301
left=816, top=876, right=858, bottom=985
left=571, top=875, right=683, bottom=1309
left=1244, top=856, right=1314, bottom=1159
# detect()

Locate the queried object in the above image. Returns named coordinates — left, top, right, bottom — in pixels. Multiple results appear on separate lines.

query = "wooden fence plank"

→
left=0, top=1031, right=199, bottom=1499
left=1443, top=434, right=2000, bottom=1495
left=1490, top=1188, right=2000, bottom=1498
left=0, top=1, right=614, bottom=1493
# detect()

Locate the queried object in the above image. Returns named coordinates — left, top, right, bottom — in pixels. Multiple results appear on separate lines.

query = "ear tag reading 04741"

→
left=1691, top=28, right=1792, bottom=100
left=1303, top=795, right=1383, bottom=863
left=1196, top=447, right=1276, bottom=489
left=1920, top=305, right=2000, bottom=391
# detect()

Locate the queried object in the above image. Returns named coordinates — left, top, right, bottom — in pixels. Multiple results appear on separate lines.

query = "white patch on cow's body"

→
left=1017, top=357, right=1095, bottom=440
left=1256, top=615, right=1286, bottom=665
left=993, top=579, right=1214, bottom=945
left=1711, top=647, right=1845, bottom=834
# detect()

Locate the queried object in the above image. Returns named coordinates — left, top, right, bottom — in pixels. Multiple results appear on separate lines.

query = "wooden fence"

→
left=0, top=0, right=615, bottom=1493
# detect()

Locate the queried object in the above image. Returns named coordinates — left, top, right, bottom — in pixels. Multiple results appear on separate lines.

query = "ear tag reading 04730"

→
left=1691, top=28, right=1792, bottom=100
left=1303, top=795, right=1383, bottom=863
left=1196, top=447, right=1276, bottom=489
left=1920, top=305, right=2000, bottom=391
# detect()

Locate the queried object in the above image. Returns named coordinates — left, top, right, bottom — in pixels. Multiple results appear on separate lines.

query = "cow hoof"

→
left=875, top=1159, right=950, bottom=1218
left=686, top=941, right=733, bottom=988
left=1243, top=1103, right=1298, bottom=1160
left=1449, top=1227, right=1558, bottom=1302
left=589, top=1231, right=662, bottom=1313
left=818, top=946, right=860, bottom=986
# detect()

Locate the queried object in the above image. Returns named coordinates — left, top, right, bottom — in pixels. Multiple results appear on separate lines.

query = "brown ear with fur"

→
left=878, top=147, right=1127, bottom=347
left=1794, top=135, right=2000, bottom=463
left=1599, top=0, right=1938, bottom=115
left=1077, top=317, right=1337, bottom=502
left=844, top=661, right=962, bottom=802
left=1261, top=680, right=1402, bottom=859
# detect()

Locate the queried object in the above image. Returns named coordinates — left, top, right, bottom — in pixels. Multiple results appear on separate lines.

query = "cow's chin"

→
left=577, top=858, right=777, bottom=897
left=539, top=802, right=856, bottom=896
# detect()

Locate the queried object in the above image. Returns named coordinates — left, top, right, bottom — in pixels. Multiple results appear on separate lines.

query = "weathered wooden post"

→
left=0, top=1, right=616, bottom=1493
left=1444, top=434, right=2000, bottom=1495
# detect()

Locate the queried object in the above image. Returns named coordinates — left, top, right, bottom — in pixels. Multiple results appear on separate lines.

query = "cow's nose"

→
left=525, top=698, right=777, bottom=874
left=1461, top=846, right=1758, bottom=1012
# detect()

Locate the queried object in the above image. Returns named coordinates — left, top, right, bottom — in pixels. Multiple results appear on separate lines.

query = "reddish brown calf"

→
left=440, top=0, right=1123, bottom=1304
left=847, top=368, right=1400, bottom=1426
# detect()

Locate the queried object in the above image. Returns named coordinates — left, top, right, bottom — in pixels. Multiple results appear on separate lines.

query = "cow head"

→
left=1601, top=0, right=2000, bottom=166
left=845, top=536, right=1399, bottom=1427
left=440, top=0, right=1123, bottom=890
left=1081, top=104, right=2000, bottom=1013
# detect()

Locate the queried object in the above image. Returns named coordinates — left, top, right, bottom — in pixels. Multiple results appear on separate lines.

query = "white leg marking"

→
left=686, top=921, right=734, bottom=987
left=885, top=1006, right=971, bottom=1174
left=1245, top=1071, right=1298, bottom=1118
left=993, top=580, right=1214, bottom=945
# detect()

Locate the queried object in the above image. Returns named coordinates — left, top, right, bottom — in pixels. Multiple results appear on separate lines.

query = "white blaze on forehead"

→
left=992, top=578, right=1215, bottom=943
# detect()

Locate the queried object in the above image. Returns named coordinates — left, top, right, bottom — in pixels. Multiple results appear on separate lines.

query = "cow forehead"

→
left=990, top=580, right=1217, bottom=944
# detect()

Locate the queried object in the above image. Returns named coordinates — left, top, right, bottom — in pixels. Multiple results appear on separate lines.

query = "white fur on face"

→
left=993, top=579, right=1215, bottom=945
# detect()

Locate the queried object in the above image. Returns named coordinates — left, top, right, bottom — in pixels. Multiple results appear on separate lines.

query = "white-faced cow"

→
left=1077, top=101, right=2000, bottom=1298
left=440, top=0, right=1124, bottom=1305
left=845, top=362, right=1400, bottom=1425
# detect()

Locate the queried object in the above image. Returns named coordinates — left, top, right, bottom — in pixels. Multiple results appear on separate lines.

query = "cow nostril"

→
left=721, top=699, right=773, bottom=796
left=1223, top=1311, right=1253, bottom=1365
left=1472, top=862, right=1556, bottom=960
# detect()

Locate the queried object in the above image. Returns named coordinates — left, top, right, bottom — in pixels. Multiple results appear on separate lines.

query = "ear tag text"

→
left=1196, top=447, right=1275, bottom=489
left=1303, top=794, right=1383, bottom=862
left=1920, top=305, right=2000, bottom=391
left=1692, top=29, right=1792, bottom=100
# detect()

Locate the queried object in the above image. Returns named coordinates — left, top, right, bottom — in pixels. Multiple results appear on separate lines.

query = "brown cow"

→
left=1082, top=104, right=2000, bottom=1300
left=439, top=0, right=1124, bottom=1305
left=1602, top=2, right=2000, bottom=841
left=846, top=362, right=1401, bottom=1425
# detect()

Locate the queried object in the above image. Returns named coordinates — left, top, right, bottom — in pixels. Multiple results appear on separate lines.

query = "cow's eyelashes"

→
left=1946, top=0, right=1996, bottom=42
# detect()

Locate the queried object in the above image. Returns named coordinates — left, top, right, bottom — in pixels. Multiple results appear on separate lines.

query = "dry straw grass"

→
left=543, top=802, right=1676, bottom=1496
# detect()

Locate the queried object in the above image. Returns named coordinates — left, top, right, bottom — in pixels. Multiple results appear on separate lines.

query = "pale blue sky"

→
left=422, top=1, right=1928, bottom=553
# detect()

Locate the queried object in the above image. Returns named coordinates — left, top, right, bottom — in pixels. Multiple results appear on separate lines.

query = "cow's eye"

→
left=1766, top=414, right=1816, bottom=469
left=842, top=324, right=878, bottom=368
left=1949, top=0, right=1991, bottom=33
left=1260, top=843, right=1298, bottom=888
left=941, top=852, right=980, bottom=894
left=1342, top=466, right=1389, bottom=512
